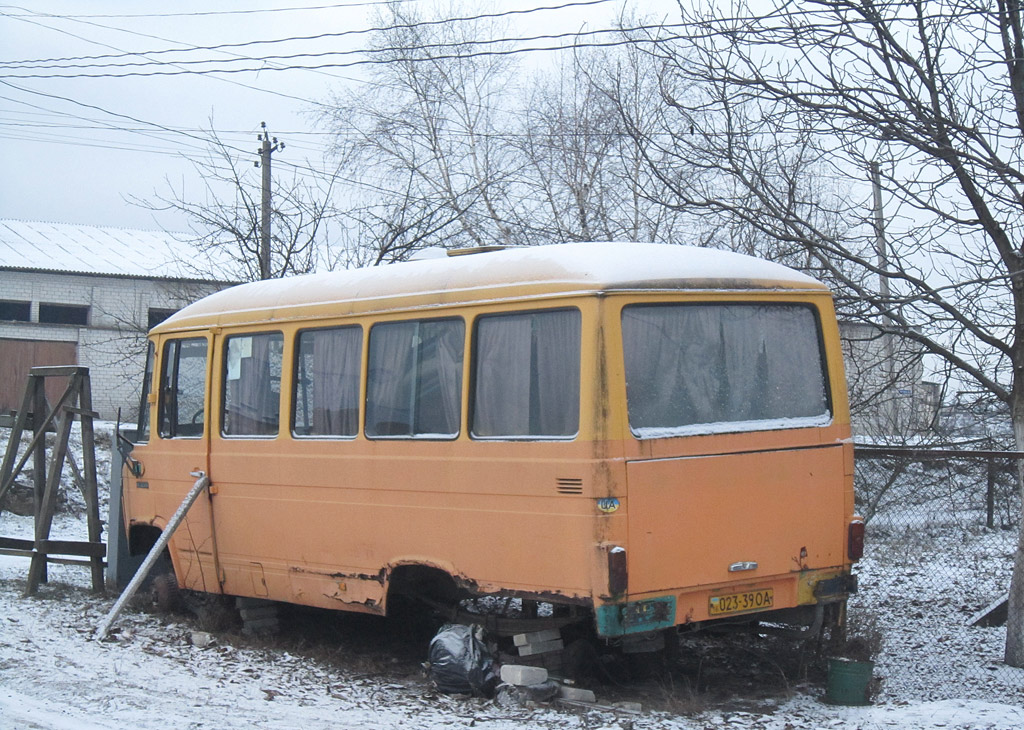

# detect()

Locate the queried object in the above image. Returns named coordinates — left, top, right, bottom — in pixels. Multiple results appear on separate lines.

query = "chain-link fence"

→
left=851, top=445, right=1024, bottom=703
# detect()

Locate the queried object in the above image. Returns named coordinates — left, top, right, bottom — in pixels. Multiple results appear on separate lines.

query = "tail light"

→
left=848, top=518, right=865, bottom=561
left=608, top=546, right=627, bottom=596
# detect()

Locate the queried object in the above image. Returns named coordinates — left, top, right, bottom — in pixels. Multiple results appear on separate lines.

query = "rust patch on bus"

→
left=290, top=566, right=387, bottom=584
left=289, top=566, right=385, bottom=612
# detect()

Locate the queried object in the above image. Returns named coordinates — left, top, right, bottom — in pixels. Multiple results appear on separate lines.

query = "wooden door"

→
left=0, top=338, right=77, bottom=413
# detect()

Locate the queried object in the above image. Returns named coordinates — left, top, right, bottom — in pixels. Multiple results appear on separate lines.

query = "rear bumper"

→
left=594, top=567, right=854, bottom=638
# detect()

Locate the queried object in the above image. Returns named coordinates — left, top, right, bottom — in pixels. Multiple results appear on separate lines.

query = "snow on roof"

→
left=161, top=242, right=828, bottom=329
left=0, top=219, right=234, bottom=282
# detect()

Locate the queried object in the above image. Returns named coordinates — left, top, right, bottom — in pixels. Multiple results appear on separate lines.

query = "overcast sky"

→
left=0, top=0, right=680, bottom=233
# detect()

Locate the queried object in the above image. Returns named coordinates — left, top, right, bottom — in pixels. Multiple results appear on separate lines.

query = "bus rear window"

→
left=621, top=303, right=830, bottom=438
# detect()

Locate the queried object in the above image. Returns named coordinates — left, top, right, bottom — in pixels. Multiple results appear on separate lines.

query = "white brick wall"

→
left=1, top=270, right=227, bottom=420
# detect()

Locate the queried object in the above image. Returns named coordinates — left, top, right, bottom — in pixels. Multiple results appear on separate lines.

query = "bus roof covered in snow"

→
left=152, top=242, right=828, bottom=333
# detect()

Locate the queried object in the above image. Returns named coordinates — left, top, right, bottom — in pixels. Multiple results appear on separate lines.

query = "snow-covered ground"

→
left=2, top=424, right=1023, bottom=729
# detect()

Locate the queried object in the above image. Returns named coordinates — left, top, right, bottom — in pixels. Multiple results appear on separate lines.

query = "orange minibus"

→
left=119, top=242, right=860, bottom=645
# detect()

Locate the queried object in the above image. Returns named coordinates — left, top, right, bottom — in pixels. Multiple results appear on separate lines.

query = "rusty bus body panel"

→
left=120, top=243, right=857, bottom=639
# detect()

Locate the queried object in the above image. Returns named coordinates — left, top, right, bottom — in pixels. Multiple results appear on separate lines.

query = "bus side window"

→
left=293, top=326, right=362, bottom=437
left=223, top=332, right=284, bottom=437
left=366, top=319, right=464, bottom=439
left=471, top=309, right=581, bottom=439
left=158, top=338, right=208, bottom=439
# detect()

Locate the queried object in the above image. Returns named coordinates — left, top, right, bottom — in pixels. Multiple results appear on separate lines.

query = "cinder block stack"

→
left=514, top=628, right=563, bottom=656
left=236, top=596, right=280, bottom=637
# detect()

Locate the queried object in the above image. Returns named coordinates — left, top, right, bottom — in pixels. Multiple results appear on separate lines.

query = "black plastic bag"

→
left=426, top=624, right=499, bottom=697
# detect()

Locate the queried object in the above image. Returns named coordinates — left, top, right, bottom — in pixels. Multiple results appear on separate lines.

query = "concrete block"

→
left=190, top=631, right=214, bottom=649
left=239, top=605, right=279, bottom=621
left=500, top=664, right=548, bottom=686
left=558, top=685, right=596, bottom=703
left=496, top=681, right=560, bottom=706
left=613, top=701, right=642, bottom=713
left=242, top=616, right=279, bottom=630
left=241, top=614, right=280, bottom=638
left=518, top=638, right=564, bottom=656
left=513, top=628, right=561, bottom=647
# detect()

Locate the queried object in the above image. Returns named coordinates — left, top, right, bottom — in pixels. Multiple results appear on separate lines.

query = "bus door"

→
left=205, top=330, right=286, bottom=600
left=143, top=335, right=219, bottom=593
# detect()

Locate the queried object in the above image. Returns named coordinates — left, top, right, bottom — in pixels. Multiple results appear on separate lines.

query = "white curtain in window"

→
left=474, top=316, right=532, bottom=436
left=366, top=323, right=415, bottom=436
left=533, top=310, right=580, bottom=436
left=366, top=319, right=463, bottom=438
left=224, top=333, right=282, bottom=436
left=472, top=310, right=580, bottom=438
left=622, top=304, right=828, bottom=432
left=423, top=321, right=464, bottom=435
left=308, top=327, right=361, bottom=436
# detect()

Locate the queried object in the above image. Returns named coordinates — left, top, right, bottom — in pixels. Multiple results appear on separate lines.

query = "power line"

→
left=0, top=83, right=403, bottom=197
left=0, top=1, right=411, bottom=20
left=0, top=10, right=361, bottom=108
left=0, top=32, right=684, bottom=79
left=0, top=23, right=681, bottom=75
left=1, top=1, right=617, bottom=65
left=0, top=79, right=254, bottom=156
left=0, top=130, right=191, bottom=156
left=0, top=93, right=330, bottom=159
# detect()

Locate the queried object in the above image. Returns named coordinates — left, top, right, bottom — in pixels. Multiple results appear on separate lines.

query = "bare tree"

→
left=513, top=43, right=682, bottom=243
left=323, top=4, right=694, bottom=255
left=138, top=125, right=341, bottom=282
left=621, top=0, right=1024, bottom=664
left=515, top=54, right=622, bottom=242
left=333, top=169, right=469, bottom=267
left=323, top=2, right=521, bottom=254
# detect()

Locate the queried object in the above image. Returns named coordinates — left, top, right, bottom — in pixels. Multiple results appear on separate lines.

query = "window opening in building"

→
left=39, top=303, right=89, bottom=326
left=0, top=300, right=31, bottom=322
left=148, top=308, right=178, bottom=329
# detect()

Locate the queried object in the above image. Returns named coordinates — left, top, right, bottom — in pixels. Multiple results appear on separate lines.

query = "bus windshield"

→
left=622, top=303, right=831, bottom=438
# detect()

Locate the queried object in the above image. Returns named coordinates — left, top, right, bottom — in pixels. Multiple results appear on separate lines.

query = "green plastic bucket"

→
left=825, top=657, right=874, bottom=705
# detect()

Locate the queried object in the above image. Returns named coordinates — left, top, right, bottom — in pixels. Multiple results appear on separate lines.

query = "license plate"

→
left=709, top=588, right=774, bottom=616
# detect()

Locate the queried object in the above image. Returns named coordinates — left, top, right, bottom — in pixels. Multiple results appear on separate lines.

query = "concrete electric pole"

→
left=255, top=122, right=284, bottom=280
left=871, top=160, right=899, bottom=433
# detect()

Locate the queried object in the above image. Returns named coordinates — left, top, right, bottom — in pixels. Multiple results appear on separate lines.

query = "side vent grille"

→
left=556, top=477, right=584, bottom=495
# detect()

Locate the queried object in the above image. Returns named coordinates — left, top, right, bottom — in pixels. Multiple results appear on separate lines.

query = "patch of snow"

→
left=632, top=414, right=832, bottom=440
left=4, top=419, right=1024, bottom=729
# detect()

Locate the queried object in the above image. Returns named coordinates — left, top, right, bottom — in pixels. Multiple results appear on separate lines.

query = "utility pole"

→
left=255, top=122, right=284, bottom=280
left=871, top=160, right=898, bottom=433
left=871, top=161, right=891, bottom=317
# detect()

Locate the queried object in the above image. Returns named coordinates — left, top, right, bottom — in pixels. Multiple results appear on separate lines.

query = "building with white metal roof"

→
left=0, top=220, right=236, bottom=419
left=0, top=219, right=234, bottom=280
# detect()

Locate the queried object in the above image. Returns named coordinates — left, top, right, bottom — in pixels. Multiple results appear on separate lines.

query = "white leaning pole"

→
left=94, top=472, right=211, bottom=641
